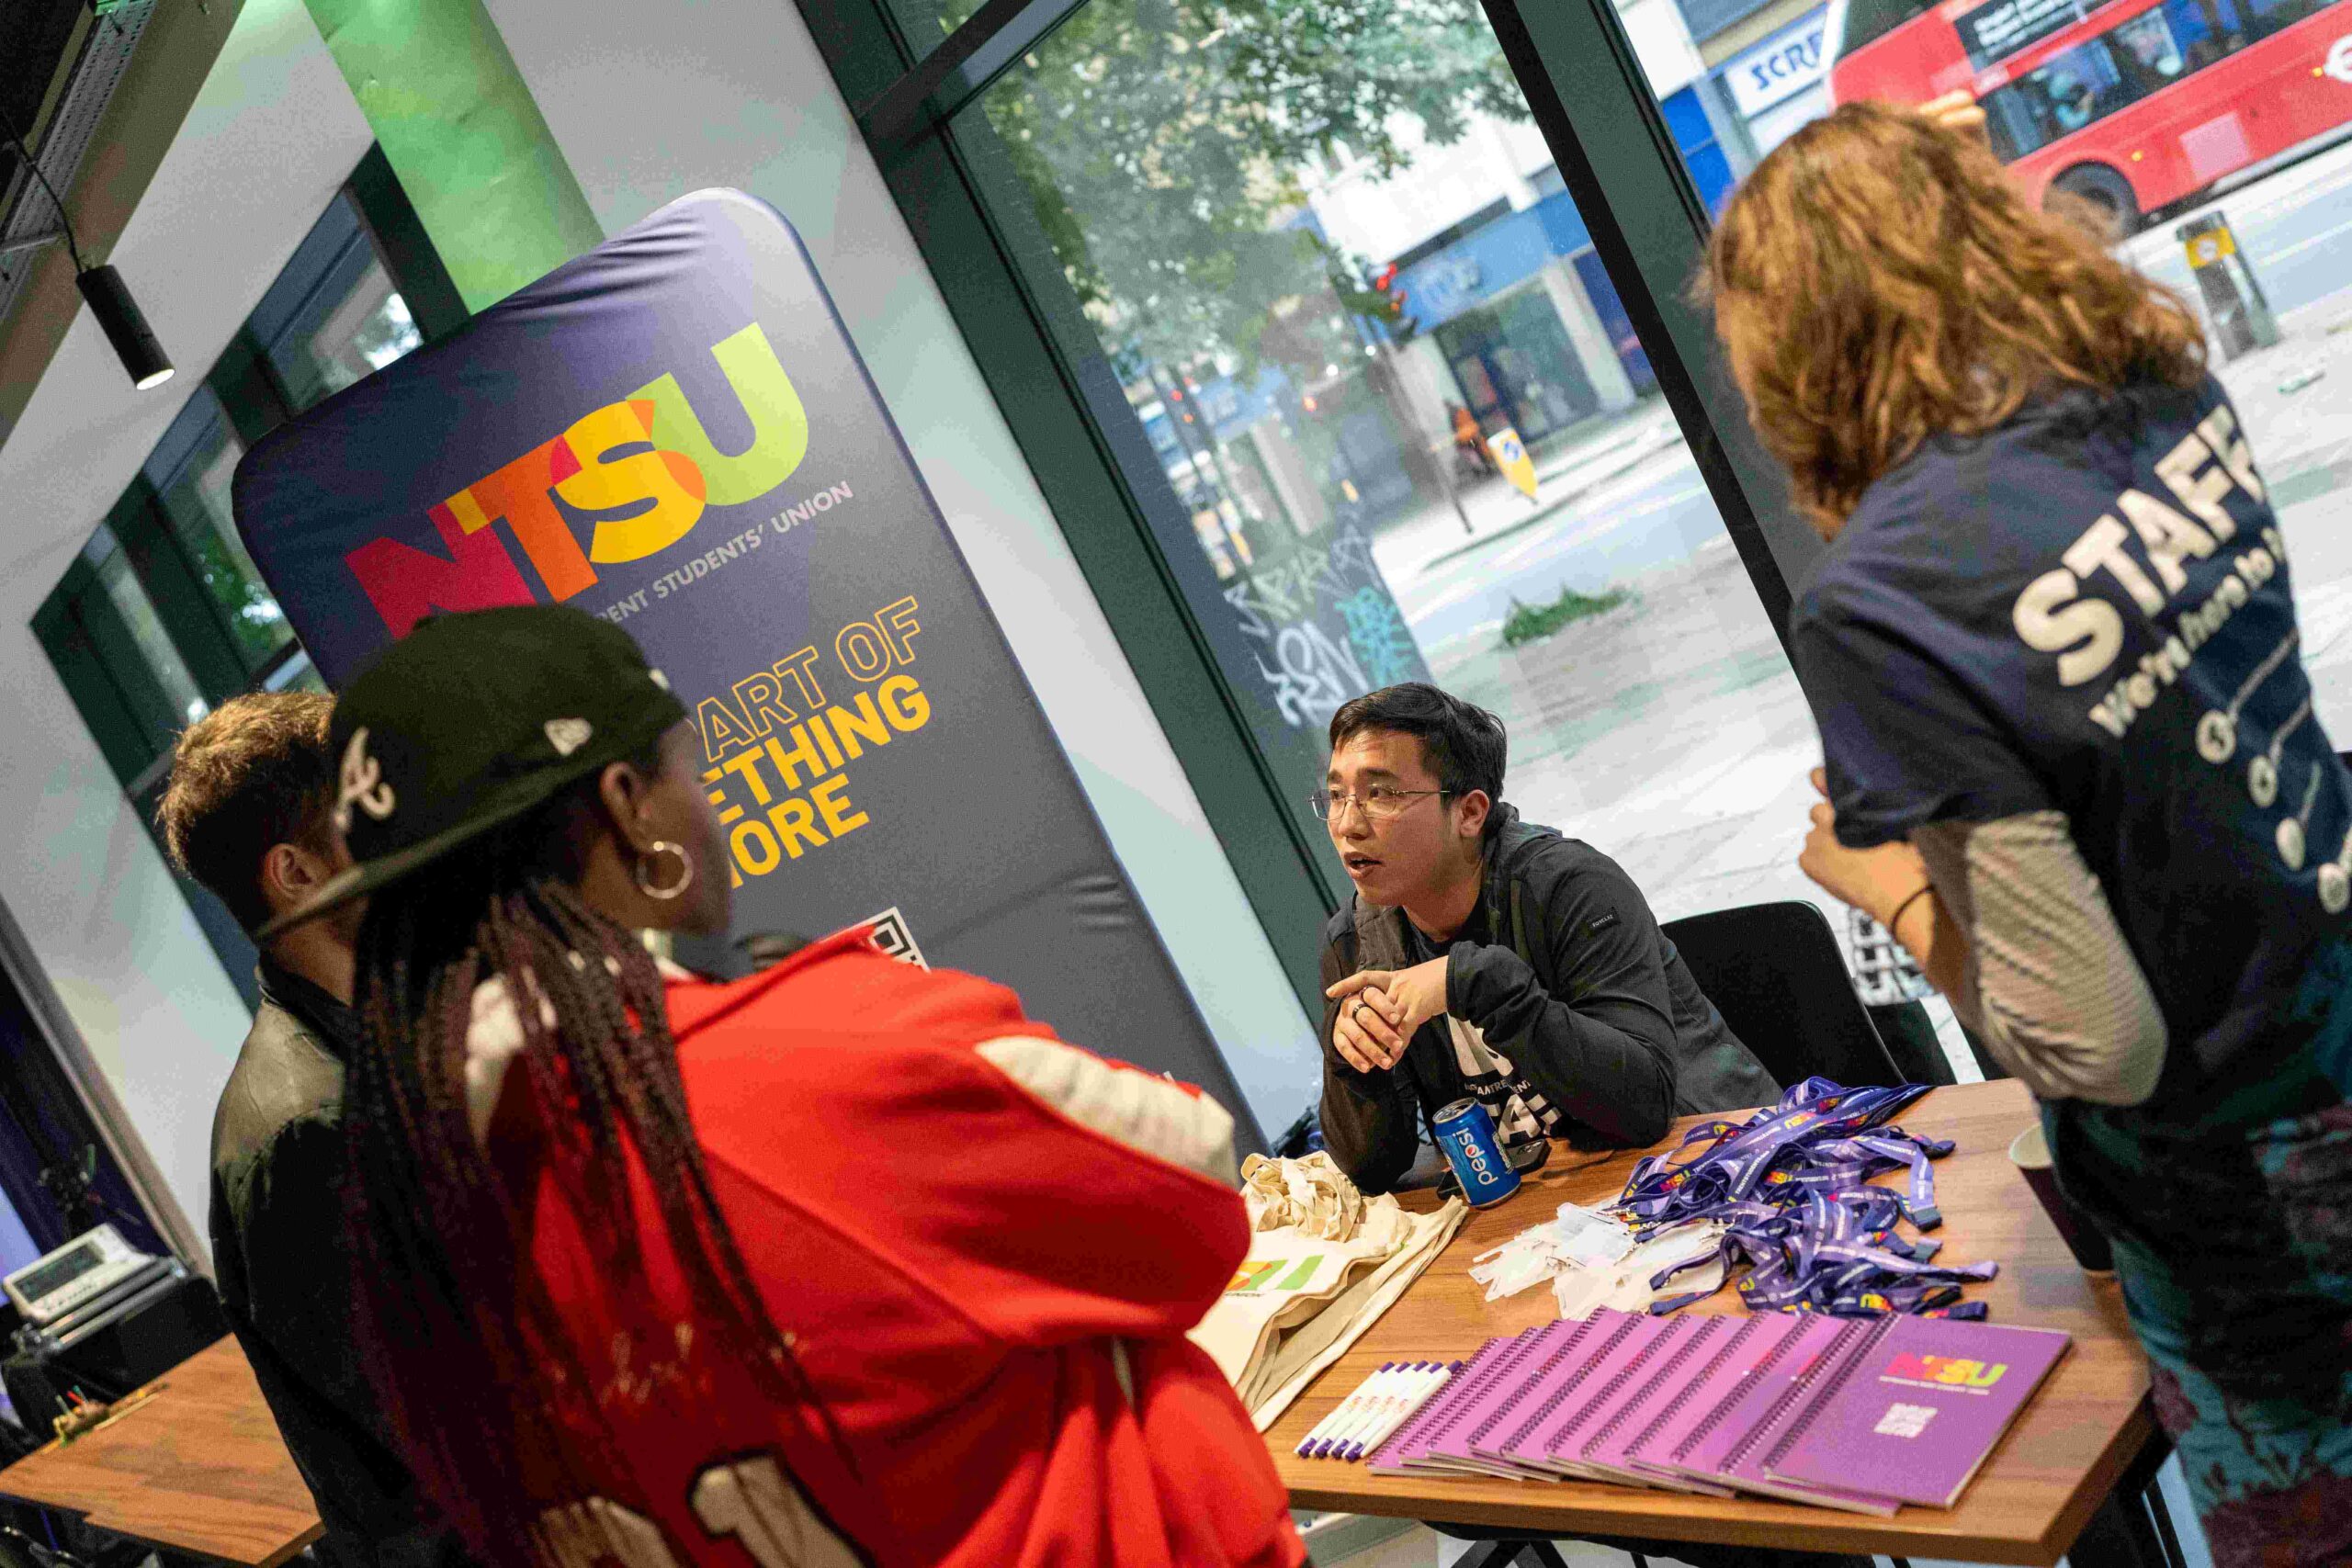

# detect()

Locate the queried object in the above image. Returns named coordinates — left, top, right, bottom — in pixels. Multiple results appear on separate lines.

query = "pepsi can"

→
left=1433, top=1098, right=1521, bottom=1208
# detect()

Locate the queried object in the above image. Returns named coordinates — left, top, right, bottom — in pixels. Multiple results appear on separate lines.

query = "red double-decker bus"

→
left=1826, top=0, right=2352, bottom=230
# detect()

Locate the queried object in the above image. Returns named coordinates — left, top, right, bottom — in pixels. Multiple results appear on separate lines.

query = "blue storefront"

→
left=1661, top=84, right=1743, bottom=213
left=1391, top=191, right=1659, bottom=447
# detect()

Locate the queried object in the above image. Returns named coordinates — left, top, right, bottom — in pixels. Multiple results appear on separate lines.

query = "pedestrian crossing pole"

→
left=2177, top=212, right=2281, bottom=361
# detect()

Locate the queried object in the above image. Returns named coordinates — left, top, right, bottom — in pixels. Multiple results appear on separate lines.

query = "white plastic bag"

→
left=1465, top=1201, right=1634, bottom=1301
left=1553, top=1221, right=1727, bottom=1318
left=1238, top=1151, right=1367, bottom=1238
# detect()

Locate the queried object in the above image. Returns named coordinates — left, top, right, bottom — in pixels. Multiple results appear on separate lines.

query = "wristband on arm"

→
left=1883, top=883, right=1934, bottom=935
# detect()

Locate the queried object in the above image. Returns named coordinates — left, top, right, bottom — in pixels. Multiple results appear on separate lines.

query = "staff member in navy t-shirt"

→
left=1706, top=98, right=2352, bottom=1566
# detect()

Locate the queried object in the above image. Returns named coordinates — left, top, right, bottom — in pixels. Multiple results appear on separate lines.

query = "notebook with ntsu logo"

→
left=1765, top=1315, right=2072, bottom=1508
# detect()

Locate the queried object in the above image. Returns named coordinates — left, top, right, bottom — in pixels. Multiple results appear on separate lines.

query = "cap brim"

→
left=254, top=785, right=549, bottom=943
left=254, top=713, right=676, bottom=943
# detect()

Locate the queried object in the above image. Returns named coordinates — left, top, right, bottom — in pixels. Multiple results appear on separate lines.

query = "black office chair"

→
left=1864, top=998, right=1959, bottom=1087
left=1660, top=901, right=1904, bottom=1089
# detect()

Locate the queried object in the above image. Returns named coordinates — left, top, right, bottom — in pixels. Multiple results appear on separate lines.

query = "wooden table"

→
left=0, top=1336, right=323, bottom=1566
left=1270, top=1080, right=2162, bottom=1565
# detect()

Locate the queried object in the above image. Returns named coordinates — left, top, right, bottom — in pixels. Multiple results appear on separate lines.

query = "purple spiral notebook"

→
left=1501, top=1314, right=1678, bottom=1477
left=1714, top=1314, right=1904, bottom=1515
left=1480, top=1310, right=1652, bottom=1476
left=1577, top=1314, right=1746, bottom=1486
left=1621, top=1310, right=1806, bottom=1494
left=1766, top=1315, right=2072, bottom=1507
left=1538, top=1315, right=1702, bottom=1480
left=1422, top=1323, right=1585, bottom=1479
left=1364, top=1332, right=1525, bottom=1475
left=1451, top=1315, right=1615, bottom=1479
left=1464, top=1309, right=1632, bottom=1475
left=1656, top=1316, right=1853, bottom=1495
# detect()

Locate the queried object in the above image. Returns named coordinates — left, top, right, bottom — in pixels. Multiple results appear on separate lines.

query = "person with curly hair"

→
left=1709, top=97, right=2352, bottom=1564
left=160, top=693, right=478, bottom=1567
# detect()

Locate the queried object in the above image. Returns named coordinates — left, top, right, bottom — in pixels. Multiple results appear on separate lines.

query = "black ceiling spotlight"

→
left=1, top=105, right=173, bottom=390
left=74, top=261, right=171, bottom=389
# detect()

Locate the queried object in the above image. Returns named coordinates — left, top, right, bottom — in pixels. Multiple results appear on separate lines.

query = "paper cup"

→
left=2009, top=1123, right=2114, bottom=1274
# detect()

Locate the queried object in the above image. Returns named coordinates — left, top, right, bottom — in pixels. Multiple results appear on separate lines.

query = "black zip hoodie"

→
left=1317, top=805, right=1780, bottom=1193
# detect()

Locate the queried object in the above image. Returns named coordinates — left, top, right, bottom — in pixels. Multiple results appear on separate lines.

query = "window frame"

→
left=28, top=147, right=464, bottom=1009
left=142, top=391, right=300, bottom=679
left=792, top=0, right=1825, bottom=1016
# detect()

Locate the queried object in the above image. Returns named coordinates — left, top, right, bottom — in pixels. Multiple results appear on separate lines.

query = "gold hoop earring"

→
left=634, top=840, right=694, bottom=901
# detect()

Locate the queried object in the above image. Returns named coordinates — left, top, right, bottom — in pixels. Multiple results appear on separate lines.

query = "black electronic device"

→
left=2, top=1227, right=156, bottom=1329
left=0, top=1228, right=224, bottom=1435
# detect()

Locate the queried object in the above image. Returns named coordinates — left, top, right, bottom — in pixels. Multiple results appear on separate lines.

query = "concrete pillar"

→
left=1535, top=259, right=1638, bottom=414
left=1396, top=338, right=1458, bottom=428
left=304, top=0, right=604, bottom=310
left=1249, top=422, right=1332, bottom=536
left=1476, top=117, right=1544, bottom=210
left=1692, top=70, right=1762, bottom=182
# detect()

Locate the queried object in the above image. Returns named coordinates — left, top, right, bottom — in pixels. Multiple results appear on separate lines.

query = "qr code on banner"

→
left=1873, top=1403, right=1939, bottom=1439
left=862, top=908, right=928, bottom=969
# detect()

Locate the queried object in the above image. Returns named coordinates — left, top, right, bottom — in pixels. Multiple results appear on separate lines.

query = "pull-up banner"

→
left=232, top=189, right=1261, bottom=1143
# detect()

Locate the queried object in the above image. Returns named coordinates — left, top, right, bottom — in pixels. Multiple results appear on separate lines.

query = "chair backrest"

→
left=1659, top=901, right=1904, bottom=1090
left=1863, top=997, right=1960, bottom=1087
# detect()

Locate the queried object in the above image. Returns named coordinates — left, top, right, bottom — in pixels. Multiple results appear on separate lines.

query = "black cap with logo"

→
left=256, top=605, right=688, bottom=940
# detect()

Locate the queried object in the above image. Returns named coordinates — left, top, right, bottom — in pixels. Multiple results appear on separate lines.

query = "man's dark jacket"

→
left=1318, top=806, right=1780, bottom=1192
left=209, top=958, right=477, bottom=1568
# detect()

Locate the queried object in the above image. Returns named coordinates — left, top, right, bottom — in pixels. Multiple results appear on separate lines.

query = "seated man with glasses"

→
left=1317, top=683, right=1780, bottom=1193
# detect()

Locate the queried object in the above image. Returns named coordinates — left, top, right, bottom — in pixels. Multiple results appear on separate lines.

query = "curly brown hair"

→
left=1702, top=100, right=2207, bottom=535
left=155, top=692, right=336, bottom=931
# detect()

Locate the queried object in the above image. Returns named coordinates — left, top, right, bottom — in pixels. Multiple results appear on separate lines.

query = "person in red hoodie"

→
left=258, top=604, right=1301, bottom=1568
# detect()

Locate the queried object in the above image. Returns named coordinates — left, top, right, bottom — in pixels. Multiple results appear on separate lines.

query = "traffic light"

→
left=1355, top=263, right=1417, bottom=342
left=1324, top=247, right=1419, bottom=343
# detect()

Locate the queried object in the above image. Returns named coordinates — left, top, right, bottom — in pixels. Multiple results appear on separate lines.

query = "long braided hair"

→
left=339, top=756, right=829, bottom=1563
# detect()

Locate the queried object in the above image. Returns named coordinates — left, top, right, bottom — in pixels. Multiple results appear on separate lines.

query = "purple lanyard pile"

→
left=1615, top=1077, right=1996, bottom=1319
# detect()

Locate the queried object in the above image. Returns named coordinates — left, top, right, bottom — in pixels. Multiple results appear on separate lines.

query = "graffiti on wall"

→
left=1224, top=525, right=1431, bottom=728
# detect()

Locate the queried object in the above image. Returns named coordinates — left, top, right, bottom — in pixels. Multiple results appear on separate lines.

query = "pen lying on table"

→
left=1295, top=1361, right=1457, bottom=1460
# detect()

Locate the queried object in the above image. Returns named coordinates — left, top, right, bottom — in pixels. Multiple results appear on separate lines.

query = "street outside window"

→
left=949, top=0, right=1834, bottom=947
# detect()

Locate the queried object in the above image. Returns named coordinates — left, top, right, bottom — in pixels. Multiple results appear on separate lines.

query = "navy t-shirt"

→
left=1791, top=376, right=2352, bottom=1111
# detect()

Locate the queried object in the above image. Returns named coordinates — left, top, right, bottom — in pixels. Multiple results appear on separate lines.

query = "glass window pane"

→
left=270, top=254, right=424, bottom=410
left=263, top=647, right=329, bottom=694
left=882, top=0, right=990, bottom=56
left=153, top=412, right=292, bottom=668
left=1635, top=0, right=2352, bottom=733
left=962, top=0, right=1832, bottom=927
left=1623, top=0, right=2352, bottom=1043
left=133, top=770, right=261, bottom=1010
left=1983, top=36, right=2143, bottom=158
left=92, top=547, right=209, bottom=730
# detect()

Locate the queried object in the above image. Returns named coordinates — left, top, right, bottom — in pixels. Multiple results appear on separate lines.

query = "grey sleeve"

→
left=1911, top=812, right=2165, bottom=1106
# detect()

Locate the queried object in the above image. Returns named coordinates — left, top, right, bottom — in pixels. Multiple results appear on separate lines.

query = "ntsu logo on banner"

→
left=346, top=322, right=807, bottom=637
left=231, top=188, right=1262, bottom=1144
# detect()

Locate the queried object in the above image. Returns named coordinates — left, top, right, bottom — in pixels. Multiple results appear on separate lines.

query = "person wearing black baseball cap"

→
left=289, top=605, right=1300, bottom=1568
